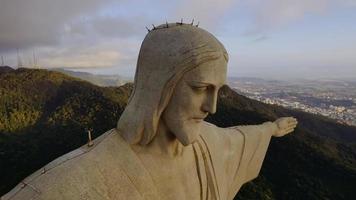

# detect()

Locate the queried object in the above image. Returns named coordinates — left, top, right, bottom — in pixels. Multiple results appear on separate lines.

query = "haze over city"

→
left=1, top=0, right=356, bottom=79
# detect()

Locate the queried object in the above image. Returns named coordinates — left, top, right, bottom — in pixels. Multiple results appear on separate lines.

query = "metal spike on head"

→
left=146, top=19, right=201, bottom=33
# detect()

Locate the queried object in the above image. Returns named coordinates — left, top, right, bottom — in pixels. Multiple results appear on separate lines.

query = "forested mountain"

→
left=0, top=67, right=132, bottom=196
left=1, top=67, right=355, bottom=199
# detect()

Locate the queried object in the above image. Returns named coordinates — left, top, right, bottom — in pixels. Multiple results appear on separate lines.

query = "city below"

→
left=229, top=77, right=356, bottom=126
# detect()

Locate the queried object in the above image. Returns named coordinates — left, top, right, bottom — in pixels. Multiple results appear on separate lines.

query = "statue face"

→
left=162, top=56, right=227, bottom=145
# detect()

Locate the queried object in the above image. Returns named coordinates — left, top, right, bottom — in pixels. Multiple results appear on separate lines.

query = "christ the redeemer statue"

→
left=2, top=22, right=297, bottom=200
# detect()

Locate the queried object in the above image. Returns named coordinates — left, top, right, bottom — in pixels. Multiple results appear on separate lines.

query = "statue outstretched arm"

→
left=225, top=117, right=297, bottom=198
left=234, top=117, right=298, bottom=137
left=272, top=117, right=298, bottom=137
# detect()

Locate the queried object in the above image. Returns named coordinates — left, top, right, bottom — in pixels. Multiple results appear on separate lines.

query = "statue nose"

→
left=202, top=90, right=218, bottom=114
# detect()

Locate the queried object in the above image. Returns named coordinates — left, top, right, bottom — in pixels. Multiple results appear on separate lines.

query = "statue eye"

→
left=191, top=85, right=208, bottom=92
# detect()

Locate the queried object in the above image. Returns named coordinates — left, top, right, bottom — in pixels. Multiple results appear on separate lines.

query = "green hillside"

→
left=0, top=67, right=355, bottom=199
left=0, top=67, right=132, bottom=195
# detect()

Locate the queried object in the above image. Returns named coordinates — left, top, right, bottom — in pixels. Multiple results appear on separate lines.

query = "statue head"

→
left=117, top=23, right=228, bottom=145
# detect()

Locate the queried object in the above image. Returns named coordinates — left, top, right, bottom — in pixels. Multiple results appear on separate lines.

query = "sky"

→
left=0, top=0, right=356, bottom=79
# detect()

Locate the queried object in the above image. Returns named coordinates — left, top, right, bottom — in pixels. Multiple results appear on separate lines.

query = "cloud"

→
left=0, top=0, right=121, bottom=51
left=1, top=0, right=354, bottom=77
left=37, top=38, right=140, bottom=69
left=242, top=0, right=327, bottom=34
left=0, top=0, right=238, bottom=70
left=173, top=0, right=236, bottom=28
left=252, top=35, right=269, bottom=43
left=0, top=0, right=146, bottom=71
left=242, top=0, right=355, bottom=35
left=67, top=15, right=146, bottom=39
left=40, top=48, right=122, bottom=69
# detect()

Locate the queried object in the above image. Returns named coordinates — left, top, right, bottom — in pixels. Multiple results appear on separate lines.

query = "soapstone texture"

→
left=2, top=23, right=298, bottom=200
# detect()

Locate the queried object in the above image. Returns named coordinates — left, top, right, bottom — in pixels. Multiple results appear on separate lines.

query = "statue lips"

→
left=192, top=114, right=208, bottom=123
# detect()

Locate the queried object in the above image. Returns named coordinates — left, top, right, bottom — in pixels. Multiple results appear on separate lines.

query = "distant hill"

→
left=0, top=66, right=14, bottom=73
left=50, top=68, right=132, bottom=87
left=0, top=67, right=356, bottom=199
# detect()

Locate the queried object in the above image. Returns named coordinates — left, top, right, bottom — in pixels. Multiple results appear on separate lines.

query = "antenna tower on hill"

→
left=33, top=49, right=40, bottom=69
left=17, top=49, right=23, bottom=68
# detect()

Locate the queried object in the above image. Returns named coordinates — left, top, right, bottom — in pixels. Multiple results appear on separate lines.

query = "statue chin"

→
left=172, top=122, right=202, bottom=146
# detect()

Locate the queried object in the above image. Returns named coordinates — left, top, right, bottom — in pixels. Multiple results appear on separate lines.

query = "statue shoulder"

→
left=1, top=129, right=116, bottom=200
left=200, top=121, right=221, bottom=134
left=200, top=121, right=242, bottom=141
left=199, top=122, right=244, bottom=158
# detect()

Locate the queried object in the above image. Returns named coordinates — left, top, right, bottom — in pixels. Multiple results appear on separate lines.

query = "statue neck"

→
left=131, top=121, right=186, bottom=157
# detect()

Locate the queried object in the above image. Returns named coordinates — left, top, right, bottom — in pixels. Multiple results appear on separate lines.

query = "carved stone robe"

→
left=1, top=122, right=272, bottom=200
